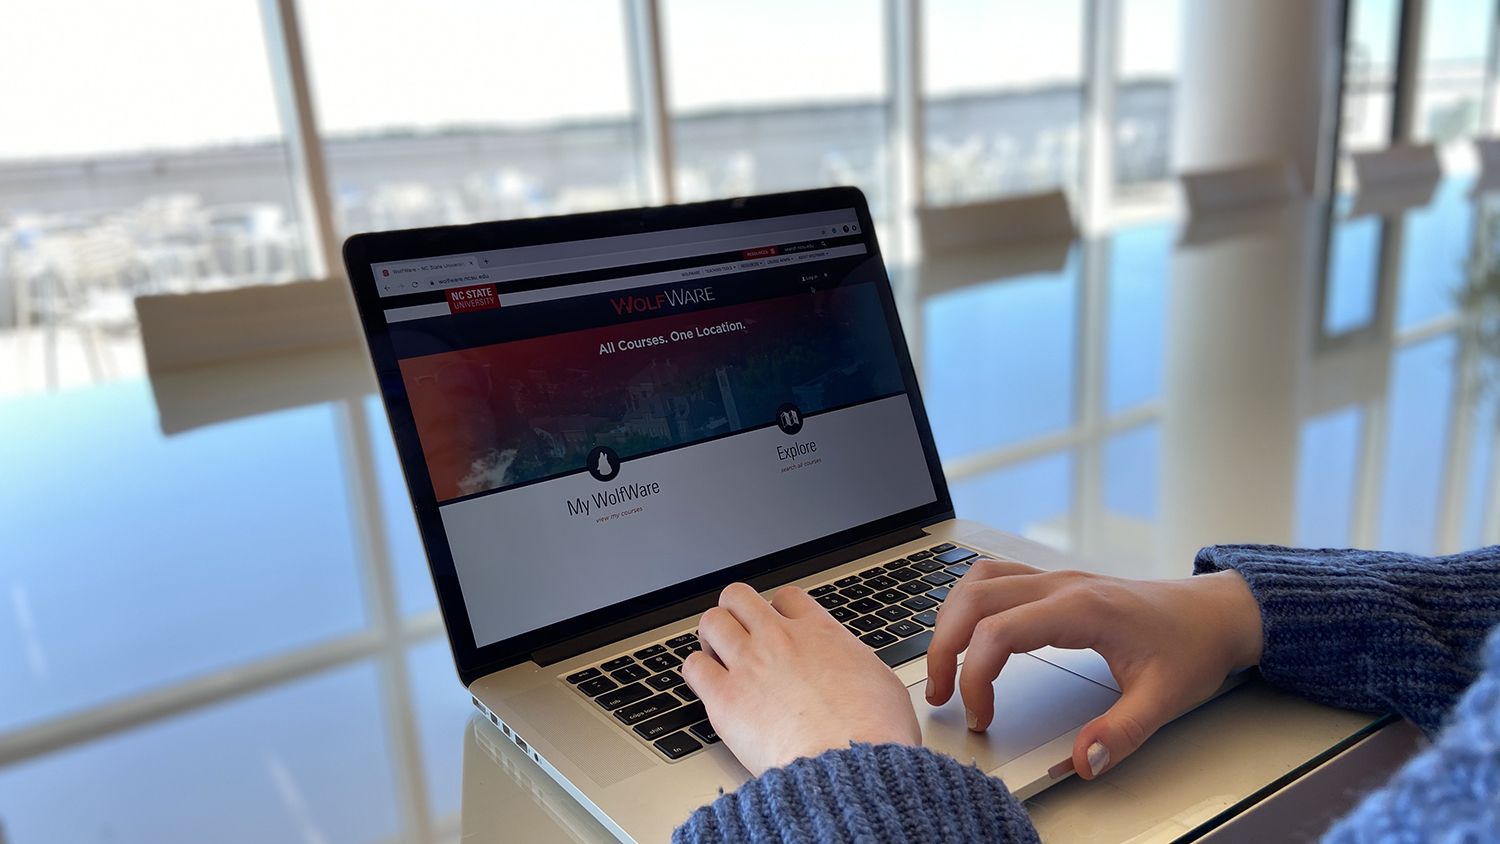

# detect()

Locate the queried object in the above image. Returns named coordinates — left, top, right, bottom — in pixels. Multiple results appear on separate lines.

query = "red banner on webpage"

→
left=447, top=284, right=499, bottom=313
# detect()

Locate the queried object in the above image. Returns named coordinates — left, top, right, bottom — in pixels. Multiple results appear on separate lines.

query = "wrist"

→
left=1200, top=570, right=1263, bottom=669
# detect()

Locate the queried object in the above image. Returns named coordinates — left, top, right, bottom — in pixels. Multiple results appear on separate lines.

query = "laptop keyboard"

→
left=561, top=543, right=978, bottom=762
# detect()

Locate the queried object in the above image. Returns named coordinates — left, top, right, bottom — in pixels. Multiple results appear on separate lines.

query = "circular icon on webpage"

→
left=587, top=446, right=621, bottom=482
left=775, top=403, right=804, bottom=436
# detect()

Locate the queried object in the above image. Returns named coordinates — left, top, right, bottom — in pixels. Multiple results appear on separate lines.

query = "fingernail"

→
left=1086, top=741, right=1109, bottom=777
left=966, top=710, right=980, bottom=731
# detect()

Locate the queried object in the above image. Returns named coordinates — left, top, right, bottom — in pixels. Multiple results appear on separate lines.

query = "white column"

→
left=1173, top=0, right=1343, bottom=194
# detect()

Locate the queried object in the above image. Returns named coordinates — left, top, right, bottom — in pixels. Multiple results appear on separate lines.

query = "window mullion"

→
left=259, top=0, right=342, bottom=281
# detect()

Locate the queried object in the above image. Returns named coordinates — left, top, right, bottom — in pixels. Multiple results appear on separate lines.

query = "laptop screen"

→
left=356, top=195, right=941, bottom=653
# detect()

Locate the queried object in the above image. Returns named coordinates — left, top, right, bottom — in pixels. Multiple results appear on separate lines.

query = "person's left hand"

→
left=682, top=582, right=921, bottom=776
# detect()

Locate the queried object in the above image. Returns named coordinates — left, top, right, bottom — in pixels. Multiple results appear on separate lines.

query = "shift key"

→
left=633, top=701, right=708, bottom=741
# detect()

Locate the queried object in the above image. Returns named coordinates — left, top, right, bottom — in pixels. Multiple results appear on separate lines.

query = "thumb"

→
left=1071, top=685, right=1173, bottom=780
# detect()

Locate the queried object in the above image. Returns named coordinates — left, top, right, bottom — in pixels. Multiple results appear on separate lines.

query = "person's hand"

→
left=925, top=561, right=1262, bottom=780
left=682, top=582, right=921, bottom=776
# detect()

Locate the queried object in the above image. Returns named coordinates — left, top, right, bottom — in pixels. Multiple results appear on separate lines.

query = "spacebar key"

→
left=875, top=630, right=933, bottom=667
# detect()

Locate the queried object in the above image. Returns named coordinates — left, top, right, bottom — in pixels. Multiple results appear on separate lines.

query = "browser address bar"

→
left=373, top=219, right=863, bottom=296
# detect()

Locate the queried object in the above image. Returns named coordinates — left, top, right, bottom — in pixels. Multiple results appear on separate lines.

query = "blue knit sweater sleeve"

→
left=1192, top=544, right=1500, bottom=734
left=1321, top=624, right=1500, bottom=840
left=671, top=743, right=1038, bottom=844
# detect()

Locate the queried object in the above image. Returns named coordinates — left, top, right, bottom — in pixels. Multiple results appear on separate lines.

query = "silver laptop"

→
left=343, top=188, right=1128, bottom=842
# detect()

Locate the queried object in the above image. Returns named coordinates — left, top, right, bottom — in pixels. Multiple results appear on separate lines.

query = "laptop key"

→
left=875, top=605, right=911, bottom=623
left=834, top=576, right=863, bottom=588
left=828, top=606, right=857, bottom=622
left=947, top=564, right=972, bottom=578
left=929, top=543, right=956, bottom=553
left=901, top=595, right=937, bottom=612
left=907, top=550, right=934, bottom=561
left=816, top=593, right=849, bottom=609
left=914, top=610, right=939, bottom=627
left=809, top=584, right=838, bottom=598
left=634, top=644, right=667, bottom=659
left=858, top=565, right=887, bottom=578
left=601, top=656, right=636, bottom=672
left=872, top=589, right=905, bottom=605
left=654, top=731, right=703, bottom=760
left=615, top=693, right=681, bottom=726
left=897, top=581, right=930, bottom=596
left=888, top=620, right=924, bottom=638
left=675, top=685, right=699, bottom=702
left=850, top=615, right=886, bottom=633
left=566, top=667, right=602, bottom=684
left=577, top=676, right=619, bottom=697
left=928, top=586, right=951, bottom=602
left=611, top=664, right=650, bottom=684
left=595, top=682, right=652, bottom=711
left=674, top=642, right=702, bottom=658
left=859, top=630, right=898, bottom=648
left=875, top=630, right=934, bottom=667
left=665, top=633, right=698, bottom=649
left=921, top=572, right=957, bottom=587
left=689, top=720, right=721, bottom=744
left=848, top=597, right=882, bottom=614
left=633, top=701, right=707, bottom=741
left=910, top=559, right=945, bottom=573
left=934, top=548, right=978, bottom=565
left=840, top=583, right=873, bottom=599
left=642, top=653, right=682, bottom=672
left=887, top=567, right=921, bottom=583
left=647, top=670, right=685, bottom=691
left=864, top=575, right=898, bottom=590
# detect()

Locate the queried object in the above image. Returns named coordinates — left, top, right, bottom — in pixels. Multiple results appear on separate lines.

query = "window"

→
left=1340, top=0, right=1402, bottom=156
left=951, top=451, right=1077, bottom=545
left=1103, top=422, right=1161, bottom=521
left=1115, top=0, right=1184, bottom=194
left=922, top=258, right=1080, bottom=461
left=1296, top=406, right=1365, bottom=548
left=922, top=0, right=1086, bottom=205
left=0, top=0, right=312, bottom=394
left=298, top=0, right=646, bottom=235
left=1378, top=333, right=1459, bottom=553
left=660, top=0, right=891, bottom=219
left=1323, top=214, right=1383, bottom=336
left=1104, top=224, right=1171, bottom=413
left=1412, top=0, right=1496, bottom=161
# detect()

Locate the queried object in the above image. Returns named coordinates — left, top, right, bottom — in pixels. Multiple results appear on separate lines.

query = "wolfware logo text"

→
left=610, top=287, right=716, bottom=315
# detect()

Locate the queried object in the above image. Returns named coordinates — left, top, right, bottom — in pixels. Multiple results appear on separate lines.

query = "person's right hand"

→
left=925, top=561, right=1263, bottom=780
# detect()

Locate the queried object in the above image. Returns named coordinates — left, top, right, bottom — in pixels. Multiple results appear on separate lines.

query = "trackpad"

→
left=910, top=653, right=1119, bottom=772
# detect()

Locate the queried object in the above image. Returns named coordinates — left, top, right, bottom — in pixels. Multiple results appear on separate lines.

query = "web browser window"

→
left=370, top=210, right=937, bottom=647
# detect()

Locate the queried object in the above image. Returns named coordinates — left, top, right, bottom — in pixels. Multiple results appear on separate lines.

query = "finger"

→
left=717, top=582, right=780, bottom=633
left=770, top=585, right=826, bottom=621
left=957, top=598, right=1095, bottom=731
left=954, top=558, right=1045, bottom=587
left=1071, top=681, right=1175, bottom=779
left=697, top=605, right=751, bottom=667
left=926, top=570, right=1071, bottom=705
left=681, top=650, right=731, bottom=706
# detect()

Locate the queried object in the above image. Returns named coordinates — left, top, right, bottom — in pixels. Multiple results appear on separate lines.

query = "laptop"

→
left=343, top=188, right=1128, bottom=842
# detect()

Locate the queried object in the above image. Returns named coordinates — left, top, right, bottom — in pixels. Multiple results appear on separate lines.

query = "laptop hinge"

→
left=530, top=523, right=933, bottom=667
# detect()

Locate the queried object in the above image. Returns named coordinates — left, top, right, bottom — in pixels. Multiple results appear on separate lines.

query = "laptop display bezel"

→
left=343, top=187, right=954, bottom=684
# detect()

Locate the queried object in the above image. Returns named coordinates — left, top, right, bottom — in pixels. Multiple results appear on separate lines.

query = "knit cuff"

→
left=672, top=743, right=1038, bottom=844
left=1190, top=543, right=1493, bottom=733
